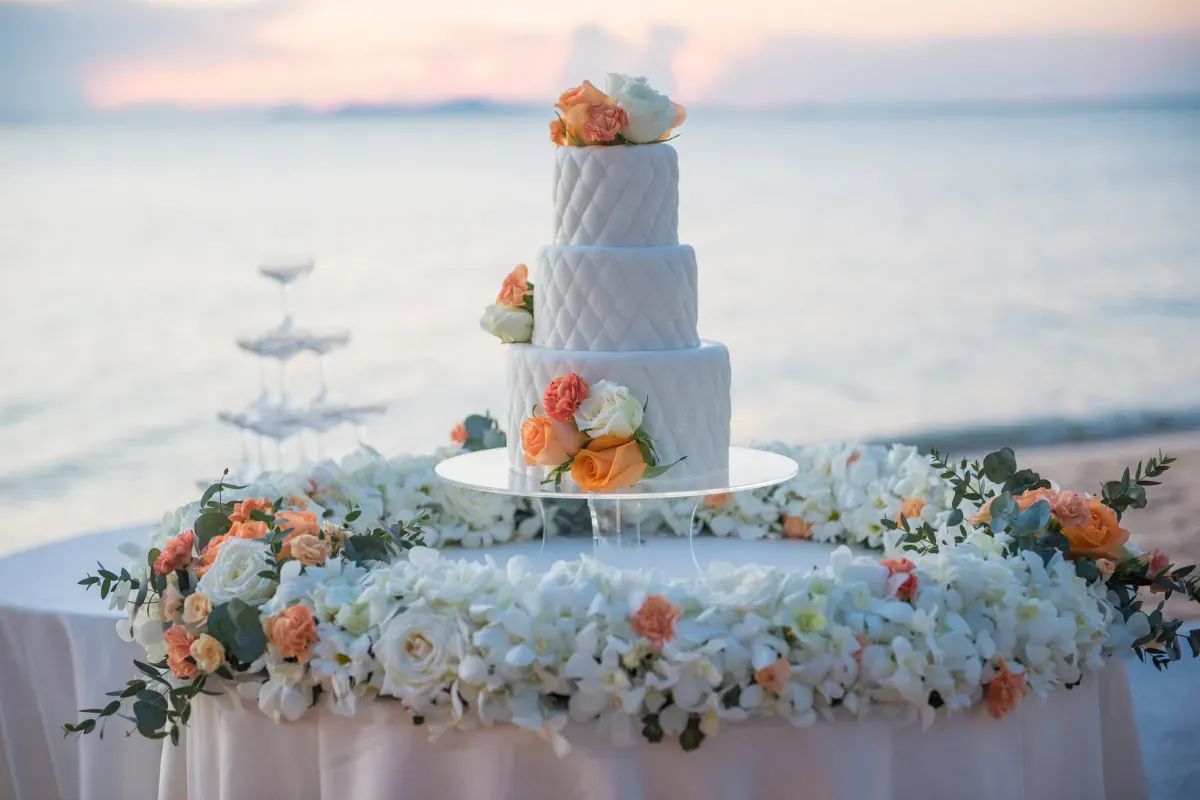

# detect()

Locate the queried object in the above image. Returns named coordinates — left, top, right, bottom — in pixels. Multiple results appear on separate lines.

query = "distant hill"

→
left=271, top=99, right=541, bottom=121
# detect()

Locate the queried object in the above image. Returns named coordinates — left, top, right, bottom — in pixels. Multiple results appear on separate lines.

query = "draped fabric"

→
left=1, top=529, right=1149, bottom=800
left=164, top=665, right=1145, bottom=800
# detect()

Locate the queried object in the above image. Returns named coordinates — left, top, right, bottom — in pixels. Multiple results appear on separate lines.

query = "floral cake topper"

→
left=550, top=74, right=686, bottom=148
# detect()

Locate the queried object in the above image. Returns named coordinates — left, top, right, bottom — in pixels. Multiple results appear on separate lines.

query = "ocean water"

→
left=2, top=107, right=1199, bottom=551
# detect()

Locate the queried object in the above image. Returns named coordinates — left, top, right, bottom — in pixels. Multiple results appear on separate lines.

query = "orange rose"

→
left=287, top=534, right=329, bottom=567
left=277, top=510, right=320, bottom=538
left=229, top=519, right=268, bottom=539
left=164, top=624, right=197, bottom=679
left=496, top=264, right=530, bottom=307
left=549, top=117, right=567, bottom=147
left=630, top=595, right=681, bottom=649
left=986, top=659, right=1027, bottom=720
left=521, top=417, right=587, bottom=467
left=1060, top=498, right=1129, bottom=560
left=556, top=79, right=608, bottom=110
left=450, top=422, right=468, bottom=445
left=705, top=492, right=732, bottom=509
left=153, top=530, right=195, bottom=575
left=895, top=496, right=925, bottom=525
left=193, top=534, right=229, bottom=579
left=845, top=452, right=861, bottom=467
left=754, top=657, right=791, bottom=693
left=264, top=605, right=319, bottom=663
left=230, top=497, right=270, bottom=524
left=570, top=435, right=647, bottom=492
left=559, top=102, right=592, bottom=146
left=782, top=514, right=813, bottom=540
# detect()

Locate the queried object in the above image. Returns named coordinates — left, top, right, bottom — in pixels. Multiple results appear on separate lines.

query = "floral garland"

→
left=65, top=438, right=1200, bottom=753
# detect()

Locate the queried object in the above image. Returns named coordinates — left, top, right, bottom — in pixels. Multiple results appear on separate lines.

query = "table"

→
left=1, top=529, right=1152, bottom=800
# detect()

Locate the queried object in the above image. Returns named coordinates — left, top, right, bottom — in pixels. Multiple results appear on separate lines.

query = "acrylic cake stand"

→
left=435, top=447, right=799, bottom=572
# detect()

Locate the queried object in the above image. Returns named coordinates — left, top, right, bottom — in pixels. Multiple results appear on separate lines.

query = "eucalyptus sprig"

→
left=1101, top=452, right=1175, bottom=521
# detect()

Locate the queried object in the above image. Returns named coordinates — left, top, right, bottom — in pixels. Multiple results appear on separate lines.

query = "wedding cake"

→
left=481, top=75, right=730, bottom=492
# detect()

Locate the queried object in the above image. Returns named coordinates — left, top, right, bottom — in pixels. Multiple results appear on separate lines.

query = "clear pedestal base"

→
left=435, top=447, right=798, bottom=572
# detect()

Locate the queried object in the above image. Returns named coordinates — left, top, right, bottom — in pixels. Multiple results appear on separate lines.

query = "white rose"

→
left=605, top=73, right=679, bottom=144
left=377, top=607, right=465, bottom=704
left=574, top=379, right=644, bottom=438
left=480, top=304, right=533, bottom=343
left=440, top=485, right=512, bottom=530
left=196, top=537, right=277, bottom=606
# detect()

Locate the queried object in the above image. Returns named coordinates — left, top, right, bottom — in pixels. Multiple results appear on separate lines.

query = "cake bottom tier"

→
left=505, top=341, right=731, bottom=490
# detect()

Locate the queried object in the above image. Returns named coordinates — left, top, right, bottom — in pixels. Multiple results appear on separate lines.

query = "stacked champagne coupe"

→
left=216, top=260, right=388, bottom=477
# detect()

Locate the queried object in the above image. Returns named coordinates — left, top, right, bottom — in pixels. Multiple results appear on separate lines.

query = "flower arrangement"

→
left=65, top=434, right=1200, bottom=754
left=550, top=74, right=686, bottom=148
left=480, top=264, right=534, bottom=344
left=521, top=373, right=682, bottom=491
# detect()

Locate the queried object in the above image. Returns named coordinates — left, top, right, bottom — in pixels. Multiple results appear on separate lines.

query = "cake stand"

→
left=435, top=447, right=799, bottom=571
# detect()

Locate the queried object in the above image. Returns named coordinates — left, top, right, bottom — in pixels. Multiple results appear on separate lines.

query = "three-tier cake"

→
left=481, top=76, right=731, bottom=492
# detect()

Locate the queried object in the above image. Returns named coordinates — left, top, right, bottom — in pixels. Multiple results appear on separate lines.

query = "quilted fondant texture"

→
left=532, top=245, right=699, bottom=352
left=505, top=342, right=731, bottom=489
left=553, top=145, right=679, bottom=247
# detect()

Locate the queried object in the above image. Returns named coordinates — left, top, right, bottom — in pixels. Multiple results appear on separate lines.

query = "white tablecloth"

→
left=1, top=529, right=1153, bottom=800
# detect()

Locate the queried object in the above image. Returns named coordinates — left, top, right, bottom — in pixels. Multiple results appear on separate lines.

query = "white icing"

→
left=533, top=244, right=699, bottom=352
left=553, top=145, right=679, bottom=247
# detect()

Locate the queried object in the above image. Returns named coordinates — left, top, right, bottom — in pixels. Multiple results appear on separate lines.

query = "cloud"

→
left=559, top=24, right=685, bottom=95
left=0, top=0, right=285, bottom=118
left=701, top=32, right=1200, bottom=105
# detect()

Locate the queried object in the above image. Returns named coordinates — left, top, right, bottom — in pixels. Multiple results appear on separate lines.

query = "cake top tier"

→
left=552, top=144, right=680, bottom=247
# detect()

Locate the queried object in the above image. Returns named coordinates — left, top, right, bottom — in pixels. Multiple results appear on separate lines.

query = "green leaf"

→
left=233, top=627, right=267, bottom=664
left=194, top=510, right=232, bottom=549
left=641, top=713, right=664, bottom=744
left=982, top=448, right=1017, bottom=483
left=344, top=508, right=362, bottom=523
left=643, top=456, right=685, bottom=480
left=679, top=716, right=705, bottom=752
left=133, top=696, right=168, bottom=736
left=946, top=508, right=964, bottom=527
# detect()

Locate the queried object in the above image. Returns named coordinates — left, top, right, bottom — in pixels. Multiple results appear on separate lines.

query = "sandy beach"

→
left=1022, top=433, right=1200, bottom=620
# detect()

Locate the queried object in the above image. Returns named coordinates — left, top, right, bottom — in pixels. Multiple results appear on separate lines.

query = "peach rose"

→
left=164, top=624, right=197, bottom=679
left=581, top=104, right=627, bottom=144
left=543, top=373, right=589, bottom=423
left=521, top=417, right=587, bottom=467
left=559, top=103, right=591, bottom=145
left=881, top=557, right=918, bottom=602
left=895, top=496, right=925, bottom=525
left=182, top=592, right=213, bottom=626
left=450, top=422, right=468, bottom=445
left=754, top=657, right=791, bottom=694
left=1060, top=498, right=1129, bottom=560
left=287, top=534, right=329, bottom=567
left=1095, top=558, right=1117, bottom=579
left=229, top=519, right=268, bottom=540
left=159, top=580, right=183, bottom=623
left=1049, top=490, right=1091, bottom=528
left=189, top=634, right=225, bottom=673
left=496, top=264, right=530, bottom=307
left=630, top=595, right=682, bottom=649
left=845, top=452, right=861, bottom=467
left=153, top=530, right=195, bottom=575
left=549, top=117, right=567, bottom=147
left=570, top=435, right=647, bottom=492
left=264, top=605, right=319, bottom=663
left=986, top=659, right=1027, bottom=720
left=193, top=534, right=229, bottom=579
left=782, top=514, right=813, bottom=540
left=972, top=487, right=1057, bottom=526
left=556, top=79, right=607, bottom=110
left=230, top=497, right=270, bottom=524
left=705, top=492, right=732, bottom=509
left=277, top=510, right=320, bottom=538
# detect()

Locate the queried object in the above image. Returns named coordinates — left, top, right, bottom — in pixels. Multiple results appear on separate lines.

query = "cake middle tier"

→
left=533, top=244, right=699, bottom=352
left=505, top=341, right=731, bottom=490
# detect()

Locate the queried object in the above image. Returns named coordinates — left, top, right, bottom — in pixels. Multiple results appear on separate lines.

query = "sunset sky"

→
left=2, top=0, right=1199, bottom=115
